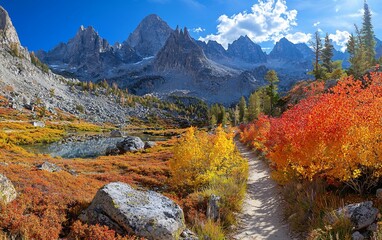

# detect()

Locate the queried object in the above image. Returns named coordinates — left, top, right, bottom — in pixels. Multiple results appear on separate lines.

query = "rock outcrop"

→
left=197, top=40, right=229, bottom=62
left=116, top=136, right=145, bottom=153
left=37, top=162, right=62, bottom=172
left=0, top=174, right=17, bottom=204
left=227, top=36, right=267, bottom=64
left=154, top=27, right=211, bottom=74
left=0, top=6, right=20, bottom=45
left=328, top=201, right=379, bottom=239
left=127, top=14, right=173, bottom=58
left=80, top=182, right=186, bottom=240
left=334, top=201, right=378, bottom=231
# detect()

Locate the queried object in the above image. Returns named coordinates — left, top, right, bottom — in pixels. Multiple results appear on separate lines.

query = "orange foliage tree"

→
left=242, top=72, right=382, bottom=193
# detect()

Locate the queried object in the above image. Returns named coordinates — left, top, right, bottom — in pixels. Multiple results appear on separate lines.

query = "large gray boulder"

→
left=80, top=182, right=186, bottom=240
left=334, top=201, right=378, bottom=231
left=116, top=136, right=145, bottom=153
left=0, top=174, right=17, bottom=204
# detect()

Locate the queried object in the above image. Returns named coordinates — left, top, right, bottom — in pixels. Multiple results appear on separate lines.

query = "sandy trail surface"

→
left=231, top=140, right=292, bottom=240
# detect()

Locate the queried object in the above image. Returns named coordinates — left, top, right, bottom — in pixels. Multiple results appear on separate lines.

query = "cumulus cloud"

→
left=192, top=27, right=206, bottom=33
left=199, top=0, right=298, bottom=49
left=285, top=32, right=312, bottom=44
left=329, top=30, right=351, bottom=52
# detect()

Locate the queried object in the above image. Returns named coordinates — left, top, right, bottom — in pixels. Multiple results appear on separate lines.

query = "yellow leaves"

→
left=169, top=126, right=248, bottom=192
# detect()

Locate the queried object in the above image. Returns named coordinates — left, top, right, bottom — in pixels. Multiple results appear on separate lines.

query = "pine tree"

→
left=347, top=25, right=368, bottom=78
left=310, top=31, right=323, bottom=80
left=247, top=92, right=261, bottom=122
left=361, top=0, right=376, bottom=66
left=238, top=97, right=247, bottom=123
left=265, top=70, right=279, bottom=116
left=220, top=106, right=227, bottom=126
left=233, top=105, right=240, bottom=126
left=322, top=33, right=334, bottom=73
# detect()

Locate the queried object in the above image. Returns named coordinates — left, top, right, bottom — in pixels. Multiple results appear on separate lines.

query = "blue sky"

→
left=1, top=0, right=380, bottom=52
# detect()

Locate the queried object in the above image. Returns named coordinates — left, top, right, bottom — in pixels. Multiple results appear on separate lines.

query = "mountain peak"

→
left=0, top=6, right=20, bottom=45
left=269, top=37, right=303, bottom=61
left=127, top=14, right=173, bottom=57
left=154, top=28, right=209, bottom=74
left=227, top=35, right=267, bottom=63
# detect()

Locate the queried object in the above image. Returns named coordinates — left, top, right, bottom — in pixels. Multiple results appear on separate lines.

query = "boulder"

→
left=180, top=229, right=199, bottom=240
left=352, top=231, right=365, bottom=240
left=31, top=121, right=45, bottom=128
left=110, top=130, right=123, bottom=138
left=116, top=136, right=145, bottom=153
left=334, top=201, right=378, bottom=231
left=144, top=141, right=156, bottom=149
left=0, top=174, right=17, bottom=204
left=37, top=162, right=61, bottom=172
left=79, top=182, right=185, bottom=240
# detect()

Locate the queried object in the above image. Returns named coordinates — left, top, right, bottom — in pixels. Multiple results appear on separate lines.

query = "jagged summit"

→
left=227, top=35, right=267, bottom=63
left=127, top=14, right=173, bottom=57
left=197, top=40, right=229, bottom=61
left=269, top=37, right=304, bottom=61
left=36, top=24, right=141, bottom=80
left=0, top=6, right=20, bottom=45
left=154, top=27, right=210, bottom=74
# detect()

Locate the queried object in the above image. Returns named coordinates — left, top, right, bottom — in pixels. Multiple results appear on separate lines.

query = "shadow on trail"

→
left=231, top=140, right=291, bottom=240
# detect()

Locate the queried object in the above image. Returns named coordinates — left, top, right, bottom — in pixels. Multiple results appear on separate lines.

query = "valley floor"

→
left=232, top=139, right=291, bottom=240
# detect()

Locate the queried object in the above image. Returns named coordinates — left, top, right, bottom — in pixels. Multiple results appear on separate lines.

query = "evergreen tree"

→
left=220, top=106, right=227, bottom=126
left=247, top=92, right=261, bottom=122
left=233, top=105, right=240, bottom=126
left=322, top=33, right=334, bottom=73
left=347, top=26, right=369, bottom=78
left=310, top=31, right=323, bottom=80
left=265, top=70, right=279, bottom=116
left=361, top=0, right=376, bottom=66
left=238, top=96, right=247, bottom=123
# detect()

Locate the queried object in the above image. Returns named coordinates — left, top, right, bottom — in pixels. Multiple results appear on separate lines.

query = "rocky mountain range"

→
left=0, top=6, right=187, bottom=124
left=34, top=13, right=382, bottom=105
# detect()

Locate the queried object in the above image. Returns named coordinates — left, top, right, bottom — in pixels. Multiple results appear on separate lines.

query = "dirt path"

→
left=231, top=140, right=291, bottom=240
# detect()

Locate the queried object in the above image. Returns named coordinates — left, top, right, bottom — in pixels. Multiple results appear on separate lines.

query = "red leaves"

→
left=242, top=72, right=382, bottom=184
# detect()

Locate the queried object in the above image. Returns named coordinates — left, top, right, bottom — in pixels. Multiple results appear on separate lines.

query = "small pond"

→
left=23, top=132, right=170, bottom=159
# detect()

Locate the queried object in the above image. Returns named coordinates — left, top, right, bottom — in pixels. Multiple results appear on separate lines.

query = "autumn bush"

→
left=241, top=72, right=382, bottom=194
left=170, top=126, right=248, bottom=192
left=170, top=126, right=248, bottom=234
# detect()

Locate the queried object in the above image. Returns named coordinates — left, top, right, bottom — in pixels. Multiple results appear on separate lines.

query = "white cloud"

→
left=285, top=32, right=312, bottom=44
left=199, top=0, right=298, bottom=49
left=329, top=30, right=351, bottom=52
left=192, top=27, right=206, bottom=33
left=313, top=21, right=320, bottom=27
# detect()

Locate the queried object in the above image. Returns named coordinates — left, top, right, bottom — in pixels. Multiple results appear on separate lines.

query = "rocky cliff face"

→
left=127, top=14, right=173, bottom=57
left=197, top=40, right=229, bottom=62
left=295, top=43, right=315, bottom=61
left=0, top=6, right=20, bottom=45
left=269, top=37, right=304, bottom=61
left=0, top=6, right=176, bottom=124
left=227, top=36, right=267, bottom=63
left=37, top=26, right=142, bottom=80
left=154, top=27, right=210, bottom=74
